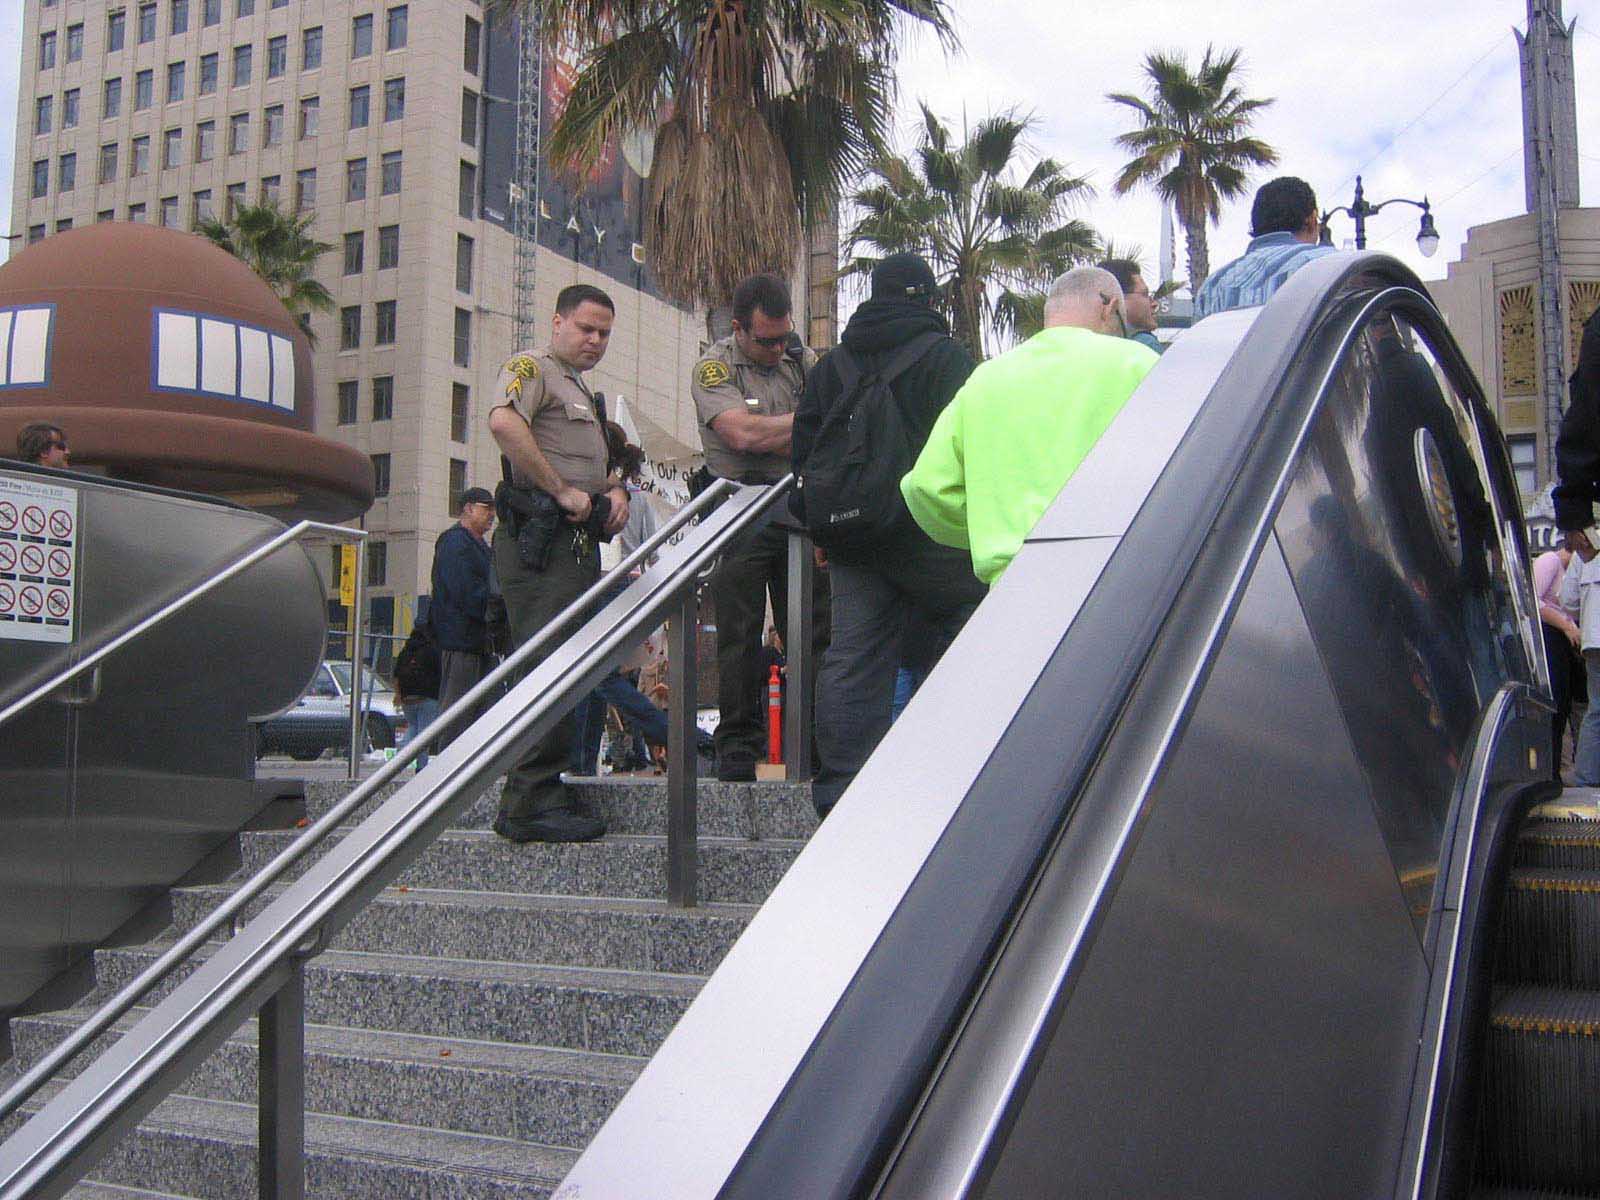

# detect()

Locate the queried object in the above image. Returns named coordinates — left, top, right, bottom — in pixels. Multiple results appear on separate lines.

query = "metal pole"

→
left=666, top=589, right=698, bottom=907
left=258, top=964, right=305, bottom=1200
left=346, top=541, right=367, bottom=782
left=785, top=531, right=815, bottom=782
left=1352, top=177, right=1368, bottom=251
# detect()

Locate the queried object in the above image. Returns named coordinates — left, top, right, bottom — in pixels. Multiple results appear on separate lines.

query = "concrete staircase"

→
left=1, top=775, right=817, bottom=1199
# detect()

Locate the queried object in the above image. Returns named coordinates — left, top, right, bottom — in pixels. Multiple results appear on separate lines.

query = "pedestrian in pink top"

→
left=1538, top=545, right=1581, bottom=780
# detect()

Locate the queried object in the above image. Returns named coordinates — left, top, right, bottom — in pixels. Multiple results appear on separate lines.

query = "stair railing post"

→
left=346, top=538, right=367, bottom=782
left=667, top=586, right=699, bottom=907
left=785, top=529, right=815, bottom=782
left=258, top=962, right=306, bottom=1200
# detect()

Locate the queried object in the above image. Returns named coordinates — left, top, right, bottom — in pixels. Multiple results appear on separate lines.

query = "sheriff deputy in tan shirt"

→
left=487, top=282, right=627, bottom=844
left=690, top=273, right=828, bottom=780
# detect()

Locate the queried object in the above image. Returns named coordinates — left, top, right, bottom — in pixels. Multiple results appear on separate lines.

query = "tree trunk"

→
left=803, top=208, right=840, bottom=350
left=951, top=276, right=985, bottom=362
left=1185, top=220, right=1209, bottom=293
left=705, top=305, right=733, bottom=346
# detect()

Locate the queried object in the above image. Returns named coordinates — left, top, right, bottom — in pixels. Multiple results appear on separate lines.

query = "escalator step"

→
left=1498, top=868, right=1600, bottom=988
left=1518, top=821, right=1600, bottom=870
left=1480, top=986, right=1600, bottom=1191
left=1471, top=1191, right=1600, bottom=1199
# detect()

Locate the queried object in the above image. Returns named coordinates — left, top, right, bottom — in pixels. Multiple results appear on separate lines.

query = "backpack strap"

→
left=877, top=331, right=946, bottom=385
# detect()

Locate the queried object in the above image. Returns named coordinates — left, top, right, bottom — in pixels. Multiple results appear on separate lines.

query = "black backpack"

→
left=798, top=332, right=943, bottom=551
left=393, top=620, right=441, bottom=700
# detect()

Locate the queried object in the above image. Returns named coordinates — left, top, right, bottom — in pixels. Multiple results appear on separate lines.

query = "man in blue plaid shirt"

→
left=1194, top=177, right=1336, bottom=320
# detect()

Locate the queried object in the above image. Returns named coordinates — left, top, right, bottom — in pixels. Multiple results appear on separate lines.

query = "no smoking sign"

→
left=18, top=545, right=44, bottom=576
left=46, top=588, right=70, bottom=618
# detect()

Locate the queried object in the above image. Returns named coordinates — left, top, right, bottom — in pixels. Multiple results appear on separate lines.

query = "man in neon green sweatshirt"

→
left=900, top=266, right=1159, bottom=585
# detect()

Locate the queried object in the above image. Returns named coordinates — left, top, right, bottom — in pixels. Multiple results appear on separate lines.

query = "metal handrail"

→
left=0, top=475, right=792, bottom=1200
left=0, top=475, right=738, bottom=1128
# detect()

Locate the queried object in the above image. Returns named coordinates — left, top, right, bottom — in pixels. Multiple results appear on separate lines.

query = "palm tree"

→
left=533, top=0, right=953, bottom=324
left=1108, top=46, right=1278, bottom=290
left=196, top=201, right=336, bottom=342
left=845, top=104, right=1099, bottom=359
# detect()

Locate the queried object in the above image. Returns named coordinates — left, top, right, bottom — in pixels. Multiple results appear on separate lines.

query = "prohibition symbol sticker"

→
left=20, top=506, right=45, bottom=536
left=18, top=586, right=42, bottom=615
left=46, top=589, right=69, bottom=618
left=0, top=544, right=14, bottom=573
left=47, top=548, right=72, bottom=578
left=18, top=545, right=44, bottom=576
left=0, top=502, right=15, bottom=531
left=47, top=510, right=72, bottom=539
left=0, top=583, right=13, bottom=611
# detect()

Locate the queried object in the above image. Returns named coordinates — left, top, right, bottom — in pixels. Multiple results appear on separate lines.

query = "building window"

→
left=380, top=150, right=402, bottom=194
left=451, top=383, right=469, bottom=442
left=448, top=459, right=467, bottom=512
left=375, top=300, right=396, bottom=345
left=377, top=224, right=399, bottom=270
left=107, top=10, right=126, bottom=52
left=162, top=128, right=182, bottom=170
left=99, top=142, right=119, bottom=183
left=30, top=160, right=48, bottom=200
left=131, top=135, right=150, bottom=176
left=170, top=0, right=189, bottom=35
left=199, top=52, right=218, bottom=94
left=348, top=85, right=370, bottom=129
left=160, top=195, right=179, bottom=227
left=453, top=307, right=470, bottom=367
left=345, top=157, right=367, bottom=201
left=55, top=219, right=74, bottom=234
left=196, top=120, right=215, bottom=161
left=127, top=203, right=146, bottom=223
left=372, top=375, right=393, bottom=421
left=337, top=379, right=357, bottom=423
left=236, top=0, right=254, bottom=15
left=135, top=70, right=154, bottom=111
left=267, top=35, right=287, bottom=79
left=351, top=13, right=373, bottom=58
left=340, top=306, right=360, bottom=350
left=1509, top=434, right=1537, bottom=499
left=302, top=26, right=322, bottom=70
left=98, top=209, right=115, bottom=223
left=367, top=541, right=387, bottom=586
left=228, top=114, right=249, bottom=154
left=371, top=454, right=390, bottom=498
left=386, top=6, right=407, bottom=49
left=383, top=78, right=405, bottom=122
left=295, top=167, right=316, bottom=210
left=299, top=96, right=319, bottom=139
left=27, top=225, right=45, bottom=245
left=226, top=181, right=245, bottom=216
left=66, top=23, right=84, bottom=62
left=137, top=4, right=156, bottom=43
left=203, top=0, right=220, bottom=26
left=167, top=61, right=186, bottom=103
left=35, top=96, right=52, bottom=136
left=464, top=16, right=481, bottom=74
left=57, top=153, right=76, bottom=192
left=39, top=32, right=57, bottom=71
left=260, top=175, right=280, bottom=205
left=192, top=188, right=213, bottom=225
left=456, top=234, right=473, bottom=292
left=343, top=231, right=364, bottom=274
left=263, top=104, right=284, bottom=147
left=233, top=45, right=252, bottom=87
left=458, top=161, right=475, bottom=218
left=62, top=89, right=79, bottom=129
left=104, top=77, right=123, bottom=119
left=460, top=90, right=477, bottom=146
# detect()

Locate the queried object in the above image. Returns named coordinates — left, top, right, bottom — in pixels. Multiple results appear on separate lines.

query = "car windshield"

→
left=326, top=661, right=393, bottom=696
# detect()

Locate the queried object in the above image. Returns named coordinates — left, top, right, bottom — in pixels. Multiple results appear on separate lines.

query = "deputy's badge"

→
left=505, top=354, right=541, bottom=401
left=696, top=360, right=731, bottom=389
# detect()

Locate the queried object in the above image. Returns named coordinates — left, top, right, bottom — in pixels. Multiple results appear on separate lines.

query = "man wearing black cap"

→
left=794, top=252, right=988, bottom=817
left=430, top=486, right=497, bottom=733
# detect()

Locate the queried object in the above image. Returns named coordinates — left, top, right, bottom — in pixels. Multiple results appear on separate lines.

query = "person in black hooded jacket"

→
left=794, top=253, right=988, bottom=817
left=1557, top=306, right=1600, bottom=539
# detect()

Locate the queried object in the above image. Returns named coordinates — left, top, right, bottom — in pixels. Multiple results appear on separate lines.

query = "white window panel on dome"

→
left=0, top=305, right=56, bottom=388
left=200, top=318, right=237, bottom=395
left=154, top=308, right=298, bottom=411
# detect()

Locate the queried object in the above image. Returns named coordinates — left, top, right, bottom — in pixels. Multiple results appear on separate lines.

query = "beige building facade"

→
left=11, top=0, right=708, bottom=643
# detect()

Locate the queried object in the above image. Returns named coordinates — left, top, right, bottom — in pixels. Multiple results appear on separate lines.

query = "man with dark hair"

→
left=691, top=272, right=828, bottom=780
left=486, top=283, right=630, bottom=842
left=1193, top=175, right=1335, bottom=319
left=429, top=485, right=496, bottom=741
left=794, top=252, right=988, bottom=816
left=1098, top=258, right=1162, bottom=353
left=16, top=422, right=69, bottom=468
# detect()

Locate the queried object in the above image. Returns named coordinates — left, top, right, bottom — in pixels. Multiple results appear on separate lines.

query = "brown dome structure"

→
left=0, top=223, right=373, bottom=521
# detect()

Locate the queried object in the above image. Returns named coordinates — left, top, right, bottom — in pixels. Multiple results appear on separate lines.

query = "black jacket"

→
left=429, top=524, right=491, bottom=653
left=1556, top=307, right=1600, bottom=530
left=791, top=299, right=976, bottom=543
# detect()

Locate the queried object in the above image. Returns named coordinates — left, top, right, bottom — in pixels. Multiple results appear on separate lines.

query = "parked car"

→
left=253, top=660, right=407, bottom=761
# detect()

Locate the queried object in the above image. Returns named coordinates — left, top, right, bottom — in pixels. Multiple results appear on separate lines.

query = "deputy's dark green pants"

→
left=493, top=521, right=600, bottom=825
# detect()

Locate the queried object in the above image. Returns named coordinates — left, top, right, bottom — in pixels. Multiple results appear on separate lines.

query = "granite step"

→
left=14, top=1083, right=575, bottom=1200
left=67, top=1183, right=200, bottom=1199
left=11, top=1007, right=642, bottom=1148
left=239, top=828, right=804, bottom=905
left=91, top=942, right=703, bottom=1056
left=171, top=882, right=756, bottom=975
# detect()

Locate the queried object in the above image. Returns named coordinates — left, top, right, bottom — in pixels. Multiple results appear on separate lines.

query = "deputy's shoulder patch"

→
left=696, top=359, right=732, bottom=389
left=504, top=353, right=542, bottom=400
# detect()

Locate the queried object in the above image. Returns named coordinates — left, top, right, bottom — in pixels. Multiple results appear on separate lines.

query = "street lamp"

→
left=1320, top=174, right=1440, bottom=257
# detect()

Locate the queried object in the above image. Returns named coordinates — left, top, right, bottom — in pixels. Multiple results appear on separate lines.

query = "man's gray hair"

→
left=1045, top=266, right=1122, bottom=312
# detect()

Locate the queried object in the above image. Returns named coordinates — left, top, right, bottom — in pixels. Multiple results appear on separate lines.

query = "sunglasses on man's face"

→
left=738, top=326, right=790, bottom=350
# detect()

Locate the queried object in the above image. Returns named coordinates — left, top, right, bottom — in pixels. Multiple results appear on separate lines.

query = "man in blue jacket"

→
left=431, top=486, right=496, bottom=735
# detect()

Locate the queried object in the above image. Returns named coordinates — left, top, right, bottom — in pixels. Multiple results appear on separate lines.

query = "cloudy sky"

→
left=0, top=1, right=1595, bottom=288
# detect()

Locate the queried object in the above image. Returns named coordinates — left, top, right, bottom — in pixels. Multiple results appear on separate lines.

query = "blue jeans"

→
left=1579, top=651, right=1600, bottom=785
left=890, top=666, right=926, bottom=724
left=570, top=671, right=671, bottom=776
left=401, top=698, right=440, bottom=768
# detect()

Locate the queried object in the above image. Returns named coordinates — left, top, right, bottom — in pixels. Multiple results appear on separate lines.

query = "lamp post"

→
left=1320, top=175, right=1441, bottom=257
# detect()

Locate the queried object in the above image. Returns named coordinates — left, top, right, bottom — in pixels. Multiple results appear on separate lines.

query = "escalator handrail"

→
left=0, top=477, right=789, bottom=1200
